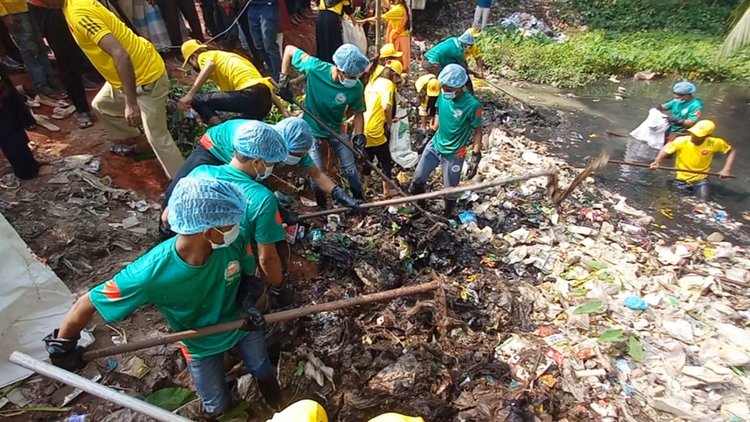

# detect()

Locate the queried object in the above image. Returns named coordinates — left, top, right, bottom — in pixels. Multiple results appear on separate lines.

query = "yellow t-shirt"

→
left=415, top=74, right=437, bottom=109
left=363, top=77, right=396, bottom=147
left=664, top=135, right=732, bottom=183
left=196, top=51, right=272, bottom=92
left=368, top=64, right=384, bottom=85
left=319, top=0, right=349, bottom=15
left=465, top=44, right=481, bottom=60
left=63, top=0, right=164, bottom=89
left=0, top=0, right=28, bottom=17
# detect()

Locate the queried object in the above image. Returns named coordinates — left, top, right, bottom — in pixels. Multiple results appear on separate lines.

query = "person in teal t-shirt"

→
left=422, top=32, right=476, bottom=75
left=188, top=121, right=289, bottom=291
left=44, top=177, right=284, bottom=416
left=409, top=64, right=483, bottom=218
left=658, top=81, right=703, bottom=142
left=278, top=43, right=369, bottom=208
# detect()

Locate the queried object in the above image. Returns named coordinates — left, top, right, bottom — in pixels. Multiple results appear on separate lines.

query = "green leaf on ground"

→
left=293, top=361, right=305, bottom=376
left=217, top=401, right=251, bottom=422
left=627, top=336, right=644, bottom=362
left=144, top=387, right=196, bottom=411
left=573, top=300, right=605, bottom=315
left=598, top=329, right=625, bottom=342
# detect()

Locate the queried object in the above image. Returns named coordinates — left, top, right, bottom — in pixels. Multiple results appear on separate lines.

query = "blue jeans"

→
left=412, top=139, right=465, bottom=198
left=12, top=12, right=53, bottom=89
left=675, top=178, right=710, bottom=200
left=186, top=331, right=274, bottom=415
left=310, top=136, right=364, bottom=200
left=248, top=3, right=281, bottom=80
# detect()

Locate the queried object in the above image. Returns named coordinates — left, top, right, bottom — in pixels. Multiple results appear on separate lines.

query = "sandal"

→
left=32, top=113, right=61, bottom=132
left=35, top=95, right=71, bottom=108
left=77, top=112, right=94, bottom=129
left=52, top=105, right=76, bottom=120
left=110, top=144, right=136, bottom=156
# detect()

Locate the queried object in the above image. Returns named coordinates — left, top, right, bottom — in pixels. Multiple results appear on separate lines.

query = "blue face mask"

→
left=341, top=78, right=357, bottom=88
left=442, top=90, right=456, bottom=100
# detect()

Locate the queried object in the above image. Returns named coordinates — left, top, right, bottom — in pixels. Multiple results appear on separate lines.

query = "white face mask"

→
left=284, top=154, right=302, bottom=166
left=341, top=78, right=357, bottom=88
left=442, top=90, right=457, bottom=100
left=253, top=162, right=274, bottom=181
left=210, top=224, right=240, bottom=249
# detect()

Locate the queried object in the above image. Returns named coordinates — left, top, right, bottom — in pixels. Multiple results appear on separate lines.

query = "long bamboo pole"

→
left=608, top=159, right=736, bottom=178
left=298, top=169, right=556, bottom=219
left=8, top=352, right=192, bottom=422
left=82, top=281, right=439, bottom=361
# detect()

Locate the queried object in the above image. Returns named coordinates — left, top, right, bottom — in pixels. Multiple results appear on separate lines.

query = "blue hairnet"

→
left=458, top=32, right=476, bottom=45
left=232, top=120, right=288, bottom=163
left=167, top=176, right=246, bottom=235
left=332, top=44, right=369, bottom=76
left=274, top=117, right=313, bottom=153
left=673, top=81, right=696, bottom=95
left=438, top=64, right=468, bottom=88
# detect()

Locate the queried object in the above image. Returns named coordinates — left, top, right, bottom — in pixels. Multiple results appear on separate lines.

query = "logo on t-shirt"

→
left=225, top=260, right=240, bottom=281
left=453, top=109, right=463, bottom=118
left=335, top=93, right=347, bottom=105
left=701, top=150, right=709, bottom=156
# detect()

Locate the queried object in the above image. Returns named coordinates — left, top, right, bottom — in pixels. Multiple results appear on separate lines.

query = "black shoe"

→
left=257, top=378, right=284, bottom=410
left=443, top=199, right=457, bottom=218
left=314, top=189, right=327, bottom=209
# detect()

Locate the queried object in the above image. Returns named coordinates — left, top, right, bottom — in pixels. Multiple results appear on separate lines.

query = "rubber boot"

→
left=257, top=377, right=284, bottom=411
left=408, top=181, right=427, bottom=210
left=443, top=198, right=457, bottom=218
left=314, top=188, right=327, bottom=210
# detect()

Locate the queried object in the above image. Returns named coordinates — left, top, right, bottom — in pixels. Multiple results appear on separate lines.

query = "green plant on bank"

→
left=478, top=28, right=750, bottom=88
left=563, top=0, right=741, bottom=36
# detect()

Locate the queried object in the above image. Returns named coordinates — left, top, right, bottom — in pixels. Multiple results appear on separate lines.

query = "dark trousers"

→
left=363, top=142, right=393, bottom=179
left=157, top=0, right=205, bottom=46
left=0, top=19, right=22, bottom=62
left=674, top=179, right=710, bottom=200
left=29, top=5, right=90, bottom=113
left=315, top=10, right=342, bottom=63
left=162, top=144, right=223, bottom=207
left=191, top=84, right=272, bottom=123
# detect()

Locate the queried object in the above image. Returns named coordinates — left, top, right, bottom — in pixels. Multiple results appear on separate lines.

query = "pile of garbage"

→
left=275, top=126, right=749, bottom=420
left=499, top=12, right=567, bottom=43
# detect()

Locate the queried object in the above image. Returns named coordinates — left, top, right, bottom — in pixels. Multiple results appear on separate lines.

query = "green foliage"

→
left=565, top=0, right=740, bottom=35
left=479, top=28, right=750, bottom=87
left=144, top=387, right=196, bottom=411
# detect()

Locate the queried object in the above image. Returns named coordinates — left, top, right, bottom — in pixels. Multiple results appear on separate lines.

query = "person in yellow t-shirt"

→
left=463, top=28, right=486, bottom=77
left=362, top=59, right=402, bottom=197
left=178, top=40, right=289, bottom=126
left=41, top=0, right=184, bottom=179
left=266, top=398, right=425, bottom=422
left=415, top=73, right=440, bottom=132
left=366, top=43, right=402, bottom=85
left=316, top=0, right=354, bottom=63
left=650, top=120, right=737, bottom=200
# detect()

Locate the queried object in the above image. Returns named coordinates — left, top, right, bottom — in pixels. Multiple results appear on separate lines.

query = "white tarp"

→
left=629, top=108, right=669, bottom=150
left=0, top=213, right=73, bottom=388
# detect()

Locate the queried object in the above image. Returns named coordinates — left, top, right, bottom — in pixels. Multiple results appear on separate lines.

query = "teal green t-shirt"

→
left=201, top=119, right=247, bottom=163
left=433, top=91, right=483, bottom=157
left=425, top=37, right=466, bottom=68
left=297, top=153, right=314, bottom=169
left=89, top=234, right=255, bottom=360
left=663, top=98, right=703, bottom=134
left=188, top=165, right=285, bottom=245
left=292, top=49, right=366, bottom=138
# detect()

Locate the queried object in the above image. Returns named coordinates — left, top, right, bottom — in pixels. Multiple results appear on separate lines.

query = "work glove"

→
left=352, top=134, right=367, bottom=156
left=268, top=285, right=294, bottom=308
left=241, top=306, right=267, bottom=332
left=279, top=73, right=289, bottom=89
left=278, top=206, right=299, bottom=225
left=43, top=330, right=86, bottom=371
left=666, top=115, right=682, bottom=125
left=465, top=151, right=481, bottom=179
left=331, top=185, right=362, bottom=209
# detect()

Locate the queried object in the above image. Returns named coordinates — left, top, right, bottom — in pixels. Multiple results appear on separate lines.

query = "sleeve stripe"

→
left=102, top=279, right=121, bottom=300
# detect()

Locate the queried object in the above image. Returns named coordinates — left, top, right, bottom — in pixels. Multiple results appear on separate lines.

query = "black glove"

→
left=278, top=72, right=289, bottom=89
left=44, top=330, right=86, bottom=371
left=279, top=87, right=295, bottom=103
left=268, top=285, right=294, bottom=308
left=278, top=206, right=299, bottom=225
left=465, top=151, right=481, bottom=179
left=331, top=185, right=362, bottom=208
left=666, top=115, right=682, bottom=124
left=352, top=134, right=367, bottom=156
left=241, top=306, right=267, bottom=332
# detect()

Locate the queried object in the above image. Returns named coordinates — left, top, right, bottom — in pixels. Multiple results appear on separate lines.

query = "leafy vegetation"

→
left=564, top=0, right=740, bottom=35
left=479, top=28, right=750, bottom=88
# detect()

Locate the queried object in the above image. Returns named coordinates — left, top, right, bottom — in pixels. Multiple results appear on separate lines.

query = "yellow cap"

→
left=427, top=78, right=440, bottom=96
left=687, top=120, right=716, bottom=138
left=467, top=27, right=481, bottom=38
left=380, top=43, right=403, bottom=58
left=385, top=59, right=403, bottom=75
left=267, top=400, right=328, bottom=422
left=181, top=39, right=204, bottom=68
left=368, top=413, right=425, bottom=422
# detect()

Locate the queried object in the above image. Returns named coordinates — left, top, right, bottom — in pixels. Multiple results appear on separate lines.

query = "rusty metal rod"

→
left=299, top=169, right=556, bottom=220
left=8, top=352, right=192, bottom=422
left=83, top=281, right=440, bottom=361
left=607, top=159, right=736, bottom=178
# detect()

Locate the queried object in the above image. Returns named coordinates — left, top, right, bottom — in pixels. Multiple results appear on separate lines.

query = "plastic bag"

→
left=341, top=17, right=367, bottom=55
left=629, top=108, right=668, bottom=150
left=389, top=103, right=418, bottom=168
